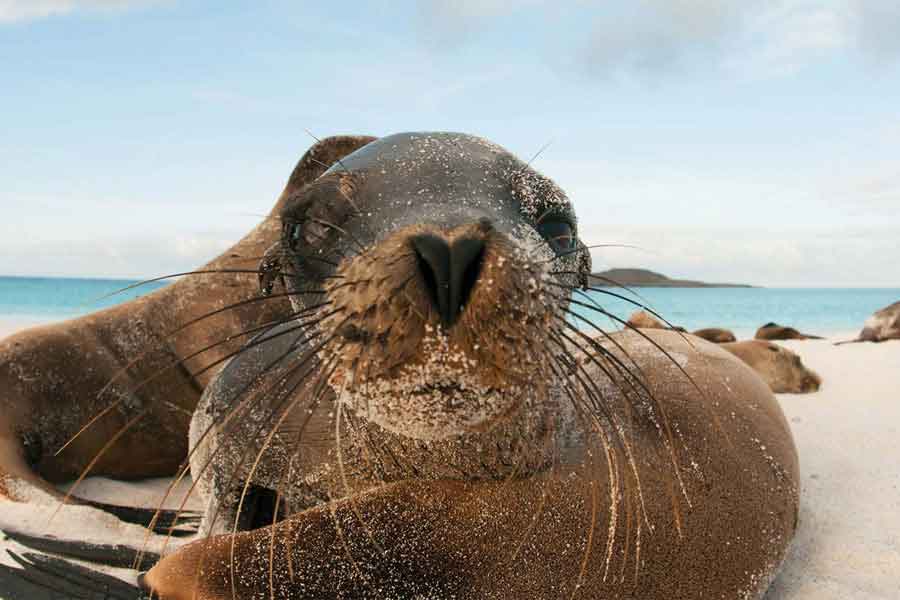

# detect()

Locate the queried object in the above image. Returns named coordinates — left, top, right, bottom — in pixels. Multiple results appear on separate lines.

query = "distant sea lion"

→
left=836, top=301, right=900, bottom=344
left=0, top=136, right=375, bottom=523
left=721, top=340, right=822, bottom=394
left=625, top=309, right=687, bottom=332
left=692, top=327, right=737, bottom=343
left=755, top=322, right=823, bottom=341
left=627, top=309, right=666, bottom=329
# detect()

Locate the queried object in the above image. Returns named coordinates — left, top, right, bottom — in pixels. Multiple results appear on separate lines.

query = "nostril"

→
left=450, top=238, right=485, bottom=322
left=410, top=233, right=486, bottom=328
left=411, top=234, right=452, bottom=325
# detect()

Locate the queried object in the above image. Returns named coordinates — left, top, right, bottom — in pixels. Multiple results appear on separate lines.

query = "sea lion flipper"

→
left=2, top=529, right=160, bottom=570
left=83, top=500, right=200, bottom=536
left=0, top=550, right=147, bottom=599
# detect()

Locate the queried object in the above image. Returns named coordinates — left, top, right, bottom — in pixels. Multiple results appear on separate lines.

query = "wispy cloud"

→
left=426, top=0, right=900, bottom=80
left=0, top=0, right=160, bottom=24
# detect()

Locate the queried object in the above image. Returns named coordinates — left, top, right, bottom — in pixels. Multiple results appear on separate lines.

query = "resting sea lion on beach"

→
left=755, top=322, right=823, bottom=341
left=0, top=135, right=375, bottom=527
left=692, top=327, right=736, bottom=343
left=721, top=340, right=821, bottom=394
left=836, top=301, right=900, bottom=344
left=626, top=309, right=667, bottom=329
left=145, top=331, right=799, bottom=600
left=1, top=133, right=800, bottom=600
left=625, top=309, right=687, bottom=332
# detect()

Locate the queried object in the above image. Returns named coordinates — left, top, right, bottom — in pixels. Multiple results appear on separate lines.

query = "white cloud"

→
left=853, top=0, right=900, bottom=60
left=427, top=0, right=900, bottom=79
left=0, top=0, right=159, bottom=23
left=581, top=0, right=867, bottom=80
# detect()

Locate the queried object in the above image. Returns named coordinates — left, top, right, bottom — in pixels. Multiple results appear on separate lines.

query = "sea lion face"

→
left=770, top=343, right=822, bottom=393
left=722, top=340, right=822, bottom=394
left=277, top=133, right=590, bottom=440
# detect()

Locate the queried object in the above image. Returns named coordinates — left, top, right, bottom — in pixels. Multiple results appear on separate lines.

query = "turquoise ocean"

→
left=0, top=276, right=897, bottom=339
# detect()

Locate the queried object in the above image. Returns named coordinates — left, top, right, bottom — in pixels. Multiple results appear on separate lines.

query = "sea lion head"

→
left=272, top=132, right=591, bottom=441
left=722, top=340, right=822, bottom=394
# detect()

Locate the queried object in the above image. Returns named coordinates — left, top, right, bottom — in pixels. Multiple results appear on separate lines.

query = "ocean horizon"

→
left=0, top=275, right=896, bottom=339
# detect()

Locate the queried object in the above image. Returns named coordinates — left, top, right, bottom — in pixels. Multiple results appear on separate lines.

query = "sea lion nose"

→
left=411, top=233, right=486, bottom=328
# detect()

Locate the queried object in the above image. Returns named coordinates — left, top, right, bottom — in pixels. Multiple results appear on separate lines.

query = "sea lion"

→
left=0, top=136, right=375, bottom=524
left=692, top=327, right=737, bottom=343
left=626, top=310, right=685, bottom=333
left=0, top=133, right=800, bottom=599
left=134, top=133, right=795, bottom=599
left=721, top=340, right=822, bottom=394
left=143, top=330, right=799, bottom=600
left=627, top=309, right=666, bottom=329
left=837, top=300, right=900, bottom=344
left=755, top=322, right=823, bottom=341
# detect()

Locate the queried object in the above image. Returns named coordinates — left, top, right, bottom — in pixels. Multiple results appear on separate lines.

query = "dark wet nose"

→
left=411, top=233, right=486, bottom=328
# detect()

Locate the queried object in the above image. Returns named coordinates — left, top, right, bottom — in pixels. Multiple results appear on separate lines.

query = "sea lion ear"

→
left=577, top=240, right=592, bottom=289
left=271, top=135, right=377, bottom=216
left=258, top=243, right=284, bottom=297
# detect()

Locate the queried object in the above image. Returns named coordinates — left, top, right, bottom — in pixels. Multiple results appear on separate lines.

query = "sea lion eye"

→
left=537, top=219, right=575, bottom=254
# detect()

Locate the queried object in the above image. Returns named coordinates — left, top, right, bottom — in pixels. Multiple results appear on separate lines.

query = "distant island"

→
left=589, top=268, right=754, bottom=288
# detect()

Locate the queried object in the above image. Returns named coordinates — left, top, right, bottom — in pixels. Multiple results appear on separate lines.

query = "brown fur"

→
left=721, top=340, right=822, bottom=393
left=144, top=330, right=800, bottom=600
left=0, top=136, right=375, bottom=502
left=692, top=327, right=737, bottom=343
left=626, top=310, right=666, bottom=330
left=755, top=322, right=823, bottom=341
left=843, top=300, right=900, bottom=343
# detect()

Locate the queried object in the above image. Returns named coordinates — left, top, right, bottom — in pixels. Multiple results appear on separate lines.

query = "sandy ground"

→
left=0, top=319, right=898, bottom=597
left=765, top=337, right=900, bottom=599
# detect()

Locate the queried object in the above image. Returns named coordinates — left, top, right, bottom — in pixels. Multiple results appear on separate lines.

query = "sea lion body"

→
left=139, top=134, right=799, bottom=599
left=692, top=327, right=737, bottom=343
left=721, top=340, right=821, bottom=394
left=147, top=330, right=800, bottom=600
left=0, top=136, right=375, bottom=510
left=755, top=322, right=823, bottom=341
left=854, top=301, right=900, bottom=343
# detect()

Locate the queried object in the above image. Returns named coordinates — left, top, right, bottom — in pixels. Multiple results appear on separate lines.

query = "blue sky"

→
left=2, top=0, right=898, bottom=286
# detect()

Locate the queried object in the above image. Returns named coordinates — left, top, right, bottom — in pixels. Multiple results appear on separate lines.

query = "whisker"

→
left=228, top=351, right=345, bottom=600
left=136, top=319, right=335, bottom=567
left=90, top=269, right=286, bottom=302
left=182, top=327, right=346, bottom=591
left=539, top=243, right=647, bottom=265
left=55, top=305, right=333, bottom=457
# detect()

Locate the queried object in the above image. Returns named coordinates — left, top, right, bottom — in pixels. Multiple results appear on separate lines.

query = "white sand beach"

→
left=766, top=337, right=900, bottom=599
left=0, top=321, right=898, bottom=597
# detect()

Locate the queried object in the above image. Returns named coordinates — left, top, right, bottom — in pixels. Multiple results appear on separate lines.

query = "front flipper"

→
left=0, top=550, right=147, bottom=599
left=83, top=500, right=200, bottom=536
left=141, top=478, right=597, bottom=600
left=3, top=529, right=160, bottom=570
